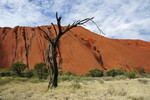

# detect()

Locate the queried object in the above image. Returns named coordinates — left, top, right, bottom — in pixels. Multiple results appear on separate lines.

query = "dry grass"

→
left=0, top=77, right=150, bottom=100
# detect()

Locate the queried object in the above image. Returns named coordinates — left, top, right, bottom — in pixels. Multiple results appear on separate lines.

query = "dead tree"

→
left=38, top=12, right=94, bottom=89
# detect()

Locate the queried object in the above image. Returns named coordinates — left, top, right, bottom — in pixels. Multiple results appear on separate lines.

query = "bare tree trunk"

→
left=51, top=44, right=58, bottom=87
left=46, top=42, right=58, bottom=88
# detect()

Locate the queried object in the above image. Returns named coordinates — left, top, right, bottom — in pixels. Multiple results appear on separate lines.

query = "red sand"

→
left=0, top=26, right=150, bottom=75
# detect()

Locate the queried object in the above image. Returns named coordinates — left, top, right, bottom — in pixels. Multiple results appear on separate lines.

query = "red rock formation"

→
left=0, top=26, right=150, bottom=74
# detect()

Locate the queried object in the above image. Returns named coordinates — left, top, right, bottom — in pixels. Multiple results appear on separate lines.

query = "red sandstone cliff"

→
left=0, top=26, right=150, bottom=74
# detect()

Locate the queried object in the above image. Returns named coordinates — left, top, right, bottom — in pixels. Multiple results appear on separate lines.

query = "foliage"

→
left=106, top=69, right=117, bottom=77
left=106, top=67, right=126, bottom=77
left=23, top=69, right=34, bottom=78
left=34, top=62, right=48, bottom=80
left=65, top=71, right=76, bottom=76
left=125, top=70, right=136, bottom=79
left=86, top=68, right=103, bottom=77
left=0, top=68, right=14, bottom=77
left=58, top=69, right=63, bottom=76
left=116, top=67, right=126, bottom=75
left=10, top=62, right=27, bottom=76
left=137, top=68, right=145, bottom=75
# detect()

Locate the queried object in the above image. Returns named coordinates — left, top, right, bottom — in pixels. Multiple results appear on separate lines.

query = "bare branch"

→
left=45, top=26, right=53, bottom=38
left=38, top=26, right=53, bottom=44
left=55, top=17, right=94, bottom=44
left=56, top=12, right=62, bottom=34
left=91, top=19, right=105, bottom=35
left=51, top=23, right=58, bottom=36
left=77, top=17, right=94, bottom=25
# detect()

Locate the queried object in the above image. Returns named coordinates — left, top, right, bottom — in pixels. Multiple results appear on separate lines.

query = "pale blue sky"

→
left=0, top=0, right=150, bottom=41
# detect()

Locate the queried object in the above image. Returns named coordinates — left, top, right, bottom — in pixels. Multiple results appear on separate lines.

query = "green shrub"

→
left=106, top=67, right=126, bottom=77
left=34, top=62, right=48, bottom=80
left=58, top=69, right=63, bottom=76
left=0, top=68, right=14, bottom=77
left=137, top=68, right=145, bottom=75
left=86, top=68, right=103, bottom=77
left=125, top=70, right=136, bottom=79
left=10, top=62, right=27, bottom=76
left=65, top=71, right=76, bottom=76
left=23, top=69, right=34, bottom=78
left=106, top=69, right=117, bottom=77
left=116, top=67, right=126, bottom=75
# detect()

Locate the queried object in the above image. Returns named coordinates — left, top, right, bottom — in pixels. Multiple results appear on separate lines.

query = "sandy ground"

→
left=0, top=78, right=150, bottom=100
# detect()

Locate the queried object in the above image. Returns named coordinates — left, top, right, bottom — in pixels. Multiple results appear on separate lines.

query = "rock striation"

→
left=0, top=26, right=150, bottom=74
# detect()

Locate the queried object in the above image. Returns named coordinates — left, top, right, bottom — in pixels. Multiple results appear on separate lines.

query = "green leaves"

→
left=86, top=68, right=104, bottom=77
left=10, top=62, right=27, bottom=76
left=34, top=62, right=48, bottom=80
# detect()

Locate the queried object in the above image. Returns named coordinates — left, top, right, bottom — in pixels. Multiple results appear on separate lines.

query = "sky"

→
left=0, top=0, right=150, bottom=41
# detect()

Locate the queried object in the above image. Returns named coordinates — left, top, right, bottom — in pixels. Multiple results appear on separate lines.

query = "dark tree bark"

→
left=39, top=13, right=94, bottom=89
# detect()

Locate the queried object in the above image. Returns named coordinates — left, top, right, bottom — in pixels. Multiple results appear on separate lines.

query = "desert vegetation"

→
left=10, top=62, right=27, bottom=77
left=0, top=62, right=150, bottom=100
left=34, top=62, right=48, bottom=80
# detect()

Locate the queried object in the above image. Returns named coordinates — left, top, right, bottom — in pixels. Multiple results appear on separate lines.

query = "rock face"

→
left=0, top=26, right=150, bottom=74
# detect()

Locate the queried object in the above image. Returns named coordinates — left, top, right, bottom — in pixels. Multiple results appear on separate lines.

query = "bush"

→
left=65, top=71, right=76, bottom=76
left=34, top=62, right=48, bottom=80
left=23, top=69, right=34, bottom=78
left=58, top=69, right=63, bottom=76
left=10, top=62, right=27, bottom=76
left=106, top=69, right=117, bottom=77
left=125, top=70, right=136, bottom=79
left=137, top=68, right=145, bottom=75
left=116, top=67, right=126, bottom=75
left=0, top=68, right=14, bottom=77
left=86, top=68, right=103, bottom=77
left=106, top=67, right=126, bottom=77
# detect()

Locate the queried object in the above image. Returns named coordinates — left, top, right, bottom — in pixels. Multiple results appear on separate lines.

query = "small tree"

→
left=125, top=70, right=136, bottom=79
left=10, top=62, right=27, bottom=76
left=106, top=69, right=117, bottom=77
left=34, top=62, right=48, bottom=80
left=86, top=68, right=103, bottom=77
